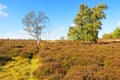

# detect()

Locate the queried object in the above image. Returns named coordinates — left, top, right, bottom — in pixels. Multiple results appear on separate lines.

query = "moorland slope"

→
left=0, top=40, right=120, bottom=80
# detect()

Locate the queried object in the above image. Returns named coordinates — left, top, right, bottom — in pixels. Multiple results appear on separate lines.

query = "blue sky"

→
left=0, top=0, right=120, bottom=40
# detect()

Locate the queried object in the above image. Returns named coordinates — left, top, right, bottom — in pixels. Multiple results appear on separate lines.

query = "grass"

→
left=0, top=40, right=120, bottom=80
left=34, top=40, right=120, bottom=80
left=0, top=56, right=40, bottom=80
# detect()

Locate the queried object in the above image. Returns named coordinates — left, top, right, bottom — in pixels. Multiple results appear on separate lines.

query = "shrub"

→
left=0, top=56, right=13, bottom=66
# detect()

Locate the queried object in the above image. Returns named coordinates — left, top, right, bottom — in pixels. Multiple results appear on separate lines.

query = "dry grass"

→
left=0, top=39, right=120, bottom=80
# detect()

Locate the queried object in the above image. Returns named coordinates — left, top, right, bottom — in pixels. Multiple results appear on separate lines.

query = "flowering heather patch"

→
left=0, top=40, right=120, bottom=80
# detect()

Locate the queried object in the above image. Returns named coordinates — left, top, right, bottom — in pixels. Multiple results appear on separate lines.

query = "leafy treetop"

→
left=67, top=4, right=107, bottom=42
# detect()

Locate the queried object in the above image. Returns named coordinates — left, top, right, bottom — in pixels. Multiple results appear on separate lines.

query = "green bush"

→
left=0, top=56, right=13, bottom=66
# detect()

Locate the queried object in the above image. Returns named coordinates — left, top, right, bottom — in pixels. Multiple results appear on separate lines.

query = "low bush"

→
left=1, top=40, right=120, bottom=80
left=33, top=41, right=120, bottom=80
left=0, top=56, right=13, bottom=66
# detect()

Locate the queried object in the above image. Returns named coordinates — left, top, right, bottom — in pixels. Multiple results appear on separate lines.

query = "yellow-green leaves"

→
left=102, top=27, right=120, bottom=39
left=67, top=4, right=107, bottom=42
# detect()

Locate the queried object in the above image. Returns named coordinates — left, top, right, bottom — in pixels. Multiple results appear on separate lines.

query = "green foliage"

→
left=68, top=4, right=107, bottom=42
left=102, top=33, right=113, bottom=39
left=0, top=40, right=39, bottom=80
left=112, top=27, right=120, bottom=38
left=0, top=57, right=38, bottom=80
left=102, top=27, right=120, bottom=39
left=0, top=56, right=13, bottom=66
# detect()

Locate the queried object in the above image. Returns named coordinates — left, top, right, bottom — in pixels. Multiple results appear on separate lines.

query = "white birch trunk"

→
left=37, top=39, right=40, bottom=45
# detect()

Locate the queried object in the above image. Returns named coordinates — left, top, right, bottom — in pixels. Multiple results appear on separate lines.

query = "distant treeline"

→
left=102, top=27, right=120, bottom=39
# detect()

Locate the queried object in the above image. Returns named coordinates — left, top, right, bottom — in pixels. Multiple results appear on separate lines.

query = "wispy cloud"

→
left=0, top=3, right=8, bottom=17
left=58, top=26, right=66, bottom=31
left=51, top=26, right=66, bottom=40
left=0, top=4, right=7, bottom=10
left=70, top=23, right=76, bottom=27
left=42, top=26, right=66, bottom=40
left=1, top=30, right=32, bottom=39
left=0, top=26, right=67, bottom=40
left=3, top=33, right=21, bottom=39
left=117, top=22, right=120, bottom=27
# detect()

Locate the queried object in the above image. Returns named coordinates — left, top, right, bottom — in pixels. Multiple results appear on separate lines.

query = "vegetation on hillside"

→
left=102, top=27, right=120, bottom=39
left=32, top=40, right=120, bottom=80
left=0, top=40, right=39, bottom=80
left=0, top=40, right=120, bottom=80
left=22, top=11, right=49, bottom=45
left=1, top=2, right=120, bottom=80
left=67, top=4, right=107, bottom=42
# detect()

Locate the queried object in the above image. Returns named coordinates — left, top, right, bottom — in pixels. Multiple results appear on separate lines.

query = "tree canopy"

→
left=67, top=4, right=107, bottom=42
left=22, top=11, right=49, bottom=45
left=102, top=27, right=120, bottom=39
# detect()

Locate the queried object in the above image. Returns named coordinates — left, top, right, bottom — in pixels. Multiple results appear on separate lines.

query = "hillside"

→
left=0, top=40, right=120, bottom=80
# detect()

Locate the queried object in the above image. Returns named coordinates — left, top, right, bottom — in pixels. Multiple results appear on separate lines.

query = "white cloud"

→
left=117, top=22, right=120, bottom=27
left=0, top=4, right=7, bottom=10
left=0, top=11, right=8, bottom=17
left=3, top=33, right=21, bottom=39
left=19, top=30, right=26, bottom=34
left=70, top=23, right=76, bottom=27
left=1, top=30, right=32, bottom=39
left=1, top=26, right=67, bottom=40
left=0, top=3, right=8, bottom=17
left=58, top=26, right=66, bottom=31
left=41, top=26, right=67, bottom=40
